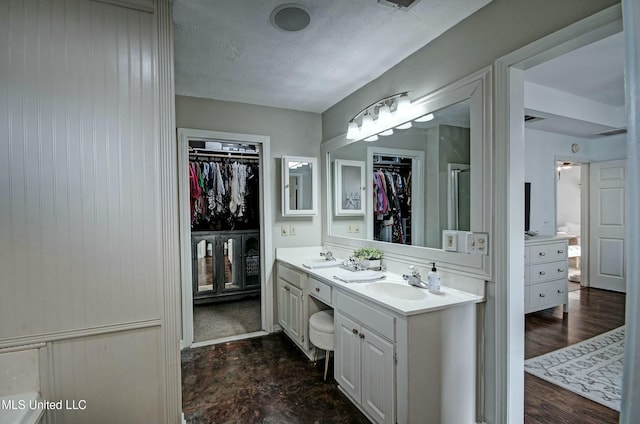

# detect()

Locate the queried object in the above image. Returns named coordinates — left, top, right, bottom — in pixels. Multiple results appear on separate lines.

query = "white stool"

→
left=309, top=309, right=334, bottom=381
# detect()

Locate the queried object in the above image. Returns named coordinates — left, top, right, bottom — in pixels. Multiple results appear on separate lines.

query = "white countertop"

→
left=276, top=247, right=484, bottom=317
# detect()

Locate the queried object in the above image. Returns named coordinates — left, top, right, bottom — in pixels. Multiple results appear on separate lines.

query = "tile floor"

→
left=182, top=332, right=369, bottom=424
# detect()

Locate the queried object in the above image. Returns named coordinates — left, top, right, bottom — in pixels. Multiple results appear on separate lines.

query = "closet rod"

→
left=189, top=153, right=260, bottom=161
left=373, top=162, right=411, bottom=168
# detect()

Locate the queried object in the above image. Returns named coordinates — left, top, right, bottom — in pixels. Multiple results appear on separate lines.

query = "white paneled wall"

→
left=0, top=0, right=159, bottom=338
left=0, top=0, right=179, bottom=422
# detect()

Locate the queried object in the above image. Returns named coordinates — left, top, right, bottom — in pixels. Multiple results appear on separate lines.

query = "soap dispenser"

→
left=427, top=262, right=441, bottom=294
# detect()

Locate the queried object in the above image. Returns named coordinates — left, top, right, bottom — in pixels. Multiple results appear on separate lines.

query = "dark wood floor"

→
left=525, top=287, right=626, bottom=424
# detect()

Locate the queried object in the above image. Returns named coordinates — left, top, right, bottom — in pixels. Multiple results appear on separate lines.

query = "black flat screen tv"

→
left=524, top=182, right=531, bottom=233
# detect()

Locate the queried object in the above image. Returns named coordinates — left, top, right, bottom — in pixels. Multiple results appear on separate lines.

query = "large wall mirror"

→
left=322, top=69, right=492, bottom=276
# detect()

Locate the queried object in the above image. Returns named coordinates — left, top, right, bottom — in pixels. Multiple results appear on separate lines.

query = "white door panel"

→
left=590, top=160, right=626, bottom=292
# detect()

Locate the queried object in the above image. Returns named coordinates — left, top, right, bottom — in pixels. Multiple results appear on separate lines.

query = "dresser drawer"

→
left=277, top=262, right=304, bottom=289
left=309, top=277, right=332, bottom=305
left=548, top=242, right=568, bottom=260
left=529, top=244, right=550, bottom=264
left=336, top=292, right=395, bottom=341
left=527, top=279, right=568, bottom=310
left=529, top=261, right=567, bottom=283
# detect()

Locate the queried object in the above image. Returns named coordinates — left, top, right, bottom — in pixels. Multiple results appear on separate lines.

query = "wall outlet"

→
left=281, top=225, right=289, bottom=237
left=353, top=224, right=360, bottom=234
left=347, top=224, right=353, bottom=233
left=290, top=225, right=297, bottom=236
left=442, top=231, right=458, bottom=251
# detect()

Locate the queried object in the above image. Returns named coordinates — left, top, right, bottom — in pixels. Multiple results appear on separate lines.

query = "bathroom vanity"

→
left=276, top=247, right=483, bottom=424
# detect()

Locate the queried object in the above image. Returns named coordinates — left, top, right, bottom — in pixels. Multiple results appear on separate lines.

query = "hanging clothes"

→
left=372, top=166, right=411, bottom=244
left=189, top=158, right=259, bottom=231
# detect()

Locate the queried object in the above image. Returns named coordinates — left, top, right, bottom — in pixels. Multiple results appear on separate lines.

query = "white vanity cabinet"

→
left=335, top=293, right=395, bottom=424
left=276, top=263, right=331, bottom=357
left=525, top=237, right=569, bottom=314
left=277, top=263, right=307, bottom=349
left=275, top=251, right=481, bottom=424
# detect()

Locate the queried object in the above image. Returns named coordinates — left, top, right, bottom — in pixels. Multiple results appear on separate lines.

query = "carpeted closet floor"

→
left=181, top=332, right=369, bottom=424
left=193, top=297, right=262, bottom=342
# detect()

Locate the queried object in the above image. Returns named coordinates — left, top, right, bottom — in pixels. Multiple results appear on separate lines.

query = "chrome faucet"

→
left=320, top=249, right=335, bottom=261
left=403, top=266, right=429, bottom=289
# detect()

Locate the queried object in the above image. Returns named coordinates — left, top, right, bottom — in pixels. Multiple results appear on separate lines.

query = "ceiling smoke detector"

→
left=270, top=4, right=311, bottom=32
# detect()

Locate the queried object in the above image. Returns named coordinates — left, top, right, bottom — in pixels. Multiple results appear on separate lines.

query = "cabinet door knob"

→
left=539, top=271, right=546, bottom=275
left=539, top=293, right=546, bottom=298
left=539, top=252, right=546, bottom=256
left=359, top=333, right=365, bottom=339
left=352, top=328, right=358, bottom=335
left=315, top=287, right=320, bottom=292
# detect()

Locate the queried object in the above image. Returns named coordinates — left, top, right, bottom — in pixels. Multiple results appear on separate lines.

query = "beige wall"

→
left=175, top=95, right=324, bottom=250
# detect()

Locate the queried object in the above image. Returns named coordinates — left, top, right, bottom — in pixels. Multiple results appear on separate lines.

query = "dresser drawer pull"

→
left=539, top=252, right=546, bottom=256
left=539, top=271, right=546, bottom=276
left=359, top=333, right=365, bottom=340
left=557, top=249, right=564, bottom=254
left=315, top=287, right=320, bottom=292
left=557, top=289, right=565, bottom=294
left=539, top=293, right=546, bottom=298
left=352, top=328, right=358, bottom=335
left=558, top=268, right=565, bottom=273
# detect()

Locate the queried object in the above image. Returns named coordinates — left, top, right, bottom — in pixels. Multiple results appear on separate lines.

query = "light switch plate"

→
left=466, top=232, right=489, bottom=255
left=290, top=225, right=297, bottom=236
left=281, top=225, right=289, bottom=236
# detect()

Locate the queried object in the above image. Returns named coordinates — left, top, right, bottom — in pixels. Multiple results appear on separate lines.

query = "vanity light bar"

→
left=346, top=92, right=412, bottom=140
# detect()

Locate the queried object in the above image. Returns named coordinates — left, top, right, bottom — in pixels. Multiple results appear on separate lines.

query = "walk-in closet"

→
left=372, top=155, right=413, bottom=245
left=188, top=139, right=262, bottom=343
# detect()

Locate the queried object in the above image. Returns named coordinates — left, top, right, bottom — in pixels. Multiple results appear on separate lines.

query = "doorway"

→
left=555, top=161, right=583, bottom=288
left=178, top=128, right=273, bottom=348
left=495, top=6, right=629, bottom=423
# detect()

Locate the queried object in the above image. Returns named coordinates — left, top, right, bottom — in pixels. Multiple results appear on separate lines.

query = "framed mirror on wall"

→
left=321, top=68, right=492, bottom=277
left=282, top=156, right=318, bottom=216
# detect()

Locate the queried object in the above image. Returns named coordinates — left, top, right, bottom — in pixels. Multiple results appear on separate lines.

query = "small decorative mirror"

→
left=334, top=160, right=366, bottom=216
left=282, top=156, right=318, bottom=216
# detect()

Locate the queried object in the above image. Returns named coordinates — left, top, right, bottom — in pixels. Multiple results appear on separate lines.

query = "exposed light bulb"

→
left=415, top=113, right=434, bottom=122
left=364, top=135, right=378, bottom=142
left=396, top=122, right=412, bottom=130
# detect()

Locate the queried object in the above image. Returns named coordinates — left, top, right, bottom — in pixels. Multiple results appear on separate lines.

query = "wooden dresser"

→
left=524, top=236, right=570, bottom=314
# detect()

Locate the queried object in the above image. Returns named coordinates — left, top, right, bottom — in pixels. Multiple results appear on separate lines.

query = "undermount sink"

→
left=302, top=258, right=341, bottom=269
left=363, top=282, right=428, bottom=301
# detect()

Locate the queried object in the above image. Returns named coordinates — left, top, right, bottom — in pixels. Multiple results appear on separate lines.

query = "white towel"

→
left=333, top=270, right=386, bottom=283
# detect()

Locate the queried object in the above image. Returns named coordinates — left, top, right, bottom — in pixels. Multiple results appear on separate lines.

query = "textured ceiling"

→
left=173, top=0, right=493, bottom=113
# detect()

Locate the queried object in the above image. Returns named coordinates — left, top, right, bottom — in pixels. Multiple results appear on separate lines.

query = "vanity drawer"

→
left=527, top=279, right=567, bottom=310
left=309, top=277, right=332, bottom=305
left=336, top=292, right=394, bottom=341
left=277, top=262, right=304, bottom=289
left=529, top=261, right=567, bottom=283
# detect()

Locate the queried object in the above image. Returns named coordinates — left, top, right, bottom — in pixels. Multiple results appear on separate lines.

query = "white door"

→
left=335, top=312, right=361, bottom=402
left=361, top=328, right=395, bottom=424
left=589, top=160, right=626, bottom=292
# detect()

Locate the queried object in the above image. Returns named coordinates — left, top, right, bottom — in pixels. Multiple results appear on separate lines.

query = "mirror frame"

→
left=321, top=68, right=492, bottom=278
left=282, top=155, right=318, bottom=216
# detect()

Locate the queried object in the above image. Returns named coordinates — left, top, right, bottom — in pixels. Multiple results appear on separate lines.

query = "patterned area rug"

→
left=524, top=326, right=625, bottom=411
